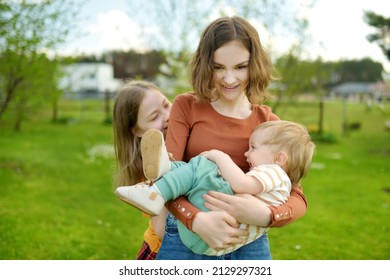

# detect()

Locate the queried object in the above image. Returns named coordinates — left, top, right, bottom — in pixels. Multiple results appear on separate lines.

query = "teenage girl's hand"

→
left=192, top=211, right=248, bottom=250
left=203, top=191, right=272, bottom=227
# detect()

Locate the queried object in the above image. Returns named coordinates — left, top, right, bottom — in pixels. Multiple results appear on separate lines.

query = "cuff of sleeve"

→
left=179, top=203, right=201, bottom=232
left=269, top=205, right=294, bottom=228
left=166, top=197, right=201, bottom=232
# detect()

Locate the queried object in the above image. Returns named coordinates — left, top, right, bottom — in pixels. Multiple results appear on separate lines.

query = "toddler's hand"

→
left=199, top=149, right=225, bottom=163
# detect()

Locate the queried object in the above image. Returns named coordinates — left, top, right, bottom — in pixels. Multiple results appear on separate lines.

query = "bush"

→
left=348, top=122, right=361, bottom=130
left=309, top=131, right=337, bottom=144
left=306, top=124, right=337, bottom=144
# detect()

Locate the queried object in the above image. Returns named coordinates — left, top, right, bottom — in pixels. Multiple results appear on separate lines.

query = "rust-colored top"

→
left=165, top=93, right=307, bottom=229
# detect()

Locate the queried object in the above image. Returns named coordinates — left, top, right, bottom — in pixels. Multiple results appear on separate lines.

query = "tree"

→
left=0, top=0, right=80, bottom=130
left=333, top=58, right=383, bottom=83
left=105, top=50, right=166, bottom=80
left=364, top=11, right=390, bottom=60
left=124, top=0, right=212, bottom=95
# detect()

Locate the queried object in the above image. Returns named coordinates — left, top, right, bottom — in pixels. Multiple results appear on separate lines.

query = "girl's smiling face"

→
left=212, top=40, right=250, bottom=102
left=133, top=88, right=171, bottom=137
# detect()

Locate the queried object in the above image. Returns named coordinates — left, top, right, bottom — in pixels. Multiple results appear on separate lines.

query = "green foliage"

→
left=274, top=56, right=384, bottom=99
left=274, top=55, right=329, bottom=95
left=364, top=11, right=390, bottom=60
left=335, top=58, right=384, bottom=82
left=0, top=99, right=389, bottom=260
left=0, top=0, right=81, bottom=129
left=305, top=122, right=338, bottom=144
left=309, top=131, right=337, bottom=144
left=156, top=50, right=193, bottom=96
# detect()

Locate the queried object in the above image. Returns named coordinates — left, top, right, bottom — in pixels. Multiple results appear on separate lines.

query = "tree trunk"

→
left=52, top=98, right=58, bottom=122
left=104, top=90, right=111, bottom=123
left=0, top=89, right=14, bottom=119
left=342, top=96, right=348, bottom=136
left=318, top=97, right=324, bottom=135
left=14, top=101, right=23, bottom=132
left=0, top=77, right=23, bottom=119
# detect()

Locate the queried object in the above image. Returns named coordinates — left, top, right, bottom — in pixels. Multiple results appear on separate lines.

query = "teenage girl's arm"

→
left=165, top=198, right=247, bottom=248
left=202, top=185, right=307, bottom=227
left=169, top=183, right=307, bottom=235
left=269, top=185, right=307, bottom=227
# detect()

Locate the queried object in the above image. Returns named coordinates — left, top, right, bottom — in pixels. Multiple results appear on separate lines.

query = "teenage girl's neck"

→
left=210, top=95, right=252, bottom=119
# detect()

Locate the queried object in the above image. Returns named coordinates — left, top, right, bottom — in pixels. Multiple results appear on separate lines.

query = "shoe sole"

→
left=115, top=189, right=160, bottom=216
left=141, top=129, right=164, bottom=181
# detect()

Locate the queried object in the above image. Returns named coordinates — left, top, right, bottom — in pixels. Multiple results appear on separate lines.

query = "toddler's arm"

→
left=201, top=149, right=263, bottom=195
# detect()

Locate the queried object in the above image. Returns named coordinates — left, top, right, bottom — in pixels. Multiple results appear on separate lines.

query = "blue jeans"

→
left=156, top=214, right=272, bottom=260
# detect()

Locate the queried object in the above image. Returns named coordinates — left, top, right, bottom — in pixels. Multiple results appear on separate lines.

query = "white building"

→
left=330, top=81, right=389, bottom=103
left=60, top=63, right=122, bottom=98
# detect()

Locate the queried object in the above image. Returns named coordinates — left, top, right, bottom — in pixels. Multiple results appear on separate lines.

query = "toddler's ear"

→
left=275, top=151, right=288, bottom=167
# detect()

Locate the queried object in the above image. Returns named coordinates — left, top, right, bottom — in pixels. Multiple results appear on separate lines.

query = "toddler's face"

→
left=244, top=128, right=276, bottom=169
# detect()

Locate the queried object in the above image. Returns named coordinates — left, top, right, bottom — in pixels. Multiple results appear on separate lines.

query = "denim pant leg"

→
left=156, top=214, right=219, bottom=260
left=229, top=234, right=272, bottom=260
left=156, top=214, right=272, bottom=260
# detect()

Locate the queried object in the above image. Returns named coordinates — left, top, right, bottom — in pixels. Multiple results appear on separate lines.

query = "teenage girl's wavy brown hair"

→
left=190, top=16, right=275, bottom=104
left=112, top=80, right=162, bottom=186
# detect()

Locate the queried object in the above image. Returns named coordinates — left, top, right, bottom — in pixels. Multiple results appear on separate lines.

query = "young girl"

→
left=113, top=80, right=171, bottom=259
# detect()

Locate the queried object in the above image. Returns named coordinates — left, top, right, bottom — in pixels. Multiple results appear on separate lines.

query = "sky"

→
left=61, top=0, right=390, bottom=72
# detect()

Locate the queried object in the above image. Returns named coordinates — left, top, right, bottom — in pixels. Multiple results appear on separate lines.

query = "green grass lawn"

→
left=0, top=98, right=389, bottom=260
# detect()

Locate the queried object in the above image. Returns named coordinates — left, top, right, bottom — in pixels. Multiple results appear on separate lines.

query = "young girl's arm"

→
left=201, top=149, right=263, bottom=195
